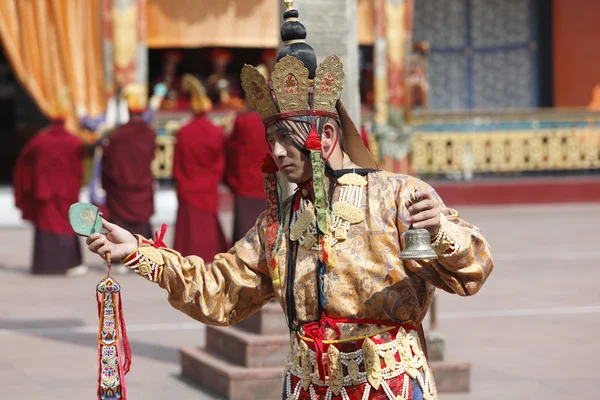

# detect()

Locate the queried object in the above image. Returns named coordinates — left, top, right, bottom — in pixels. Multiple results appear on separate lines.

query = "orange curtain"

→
left=358, top=0, right=374, bottom=45
left=147, top=0, right=280, bottom=48
left=0, top=0, right=105, bottom=133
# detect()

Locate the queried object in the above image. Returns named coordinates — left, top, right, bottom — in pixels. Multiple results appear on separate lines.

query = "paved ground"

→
left=1, top=202, right=599, bottom=399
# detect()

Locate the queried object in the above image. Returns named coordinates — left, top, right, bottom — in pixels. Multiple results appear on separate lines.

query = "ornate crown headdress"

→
left=240, top=0, right=344, bottom=126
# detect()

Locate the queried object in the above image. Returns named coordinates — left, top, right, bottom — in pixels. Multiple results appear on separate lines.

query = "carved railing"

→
left=151, top=109, right=600, bottom=179
left=410, top=110, right=600, bottom=177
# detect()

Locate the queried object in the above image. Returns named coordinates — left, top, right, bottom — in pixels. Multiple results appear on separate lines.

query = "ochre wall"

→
left=553, top=0, right=600, bottom=108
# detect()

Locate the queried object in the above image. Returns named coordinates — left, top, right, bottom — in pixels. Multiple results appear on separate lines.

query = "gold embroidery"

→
left=397, top=328, right=417, bottom=379
left=413, top=355, right=424, bottom=369
left=240, top=65, right=278, bottom=121
left=409, top=330, right=425, bottom=359
left=302, top=234, right=317, bottom=249
left=348, top=358, right=360, bottom=384
left=332, top=201, right=364, bottom=224
left=327, top=345, right=343, bottom=396
left=384, top=349, right=397, bottom=372
left=138, top=246, right=165, bottom=265
left=400, top=344, right=417, bottom=379
left=313, top=55, right=345, bottom=113
left=137, top=262, right=151, bottom=275
left=334, top=227, right=347, bottom=240
left=337, top=172, right=368, bottom=186
left=290, top=209, right=315, bottom=241
left=300, top=340, right=312, bottom=391
left=271, top=56, right=310, bottom=114
left=362, top=338, right=382, bottom=390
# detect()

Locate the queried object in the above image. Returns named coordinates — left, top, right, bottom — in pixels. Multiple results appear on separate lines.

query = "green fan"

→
left=68, top=202, right=103, bottom=237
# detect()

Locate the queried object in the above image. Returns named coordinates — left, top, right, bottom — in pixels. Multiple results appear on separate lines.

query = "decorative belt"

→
left=283, top=315, right=436, bottom=400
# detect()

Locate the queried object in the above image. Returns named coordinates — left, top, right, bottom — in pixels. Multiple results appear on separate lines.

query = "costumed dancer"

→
left=14, top=90, right=86, bottom=276
left=172, top=74, right=228, bottom=259
left=225, top=65, right=270, bottom=243
left=101, top=84, right=156, bottom=240
left=85, top=2, right=494, bottom=399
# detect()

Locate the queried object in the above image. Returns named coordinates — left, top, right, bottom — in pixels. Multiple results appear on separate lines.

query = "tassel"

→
left=305, top=125, right=328, bottom=234
left=141, top=224, right=168, bottom=248
left=321, top=237, right=328, bottom=264
left=305, top=126, right=322, bottom=151
left=117, top=295, right=132, bottom=375
left=262, top=160, right=281, bottom=288
left=261, top=153, right=279, bottom=173
left=97, top=261, right=130, bottom=400
left=309, top=148, right=328, bottom=236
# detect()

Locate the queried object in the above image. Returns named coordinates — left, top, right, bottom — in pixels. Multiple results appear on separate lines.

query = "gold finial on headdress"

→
left=284, top=0, right=294, bottom=10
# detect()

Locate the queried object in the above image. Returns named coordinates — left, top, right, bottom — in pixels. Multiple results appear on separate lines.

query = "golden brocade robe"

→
left=133, top=157, right=494, bottom=340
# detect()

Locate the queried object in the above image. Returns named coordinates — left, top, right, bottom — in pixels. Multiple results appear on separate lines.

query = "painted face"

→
left=266, top=122, right=313, bottom=183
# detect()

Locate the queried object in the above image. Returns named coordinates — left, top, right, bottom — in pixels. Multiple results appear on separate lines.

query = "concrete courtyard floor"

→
left=1, top=203, right=599, bottom=399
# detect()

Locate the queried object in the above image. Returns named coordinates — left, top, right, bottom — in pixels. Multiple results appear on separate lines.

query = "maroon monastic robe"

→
left=102, top=118, right=155, bottom=238
left=225, top=111, right=268, bottom=242
left=13, top=122, right=84, bottom=274
left=173, top=115, right=227, bottom=259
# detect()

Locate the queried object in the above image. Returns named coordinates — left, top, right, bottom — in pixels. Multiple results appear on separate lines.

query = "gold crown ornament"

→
left=241, top=0, right=344, bottom=126
left=240, top=0, right=376, bottom=169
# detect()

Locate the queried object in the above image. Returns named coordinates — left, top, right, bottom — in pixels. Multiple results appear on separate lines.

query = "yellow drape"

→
left=358, top=0, right=374, bottom=45
left=0, top=0, right=105, bottom=133
left=147, top=0, right=280, bottom=48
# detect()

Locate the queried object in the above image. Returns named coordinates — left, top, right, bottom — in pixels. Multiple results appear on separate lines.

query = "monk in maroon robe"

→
left=173, top=74, right=227, bottom=259
left=14, top=117, right=84, bottom=275
left=102, top=84, right=155, bottom=239
left=225, top=110, right=268, bottom=243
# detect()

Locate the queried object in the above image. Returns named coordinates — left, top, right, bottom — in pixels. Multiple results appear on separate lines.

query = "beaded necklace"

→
left=290, top=173, right=367, bottom=250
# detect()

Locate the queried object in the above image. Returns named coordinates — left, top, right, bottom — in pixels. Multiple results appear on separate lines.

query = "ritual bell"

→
left=400, top=188, right=438, bottom=260
left=400, top=227, right=438, bottom=260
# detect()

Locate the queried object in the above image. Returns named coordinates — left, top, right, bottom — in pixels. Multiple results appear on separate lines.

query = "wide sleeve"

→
left=122, top=212, right=275, bottom=326
left=398, top=178, right=494, bottom=296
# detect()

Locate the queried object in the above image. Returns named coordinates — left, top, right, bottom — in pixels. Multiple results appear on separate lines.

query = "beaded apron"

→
left=282, top=326, right=436, bottom=400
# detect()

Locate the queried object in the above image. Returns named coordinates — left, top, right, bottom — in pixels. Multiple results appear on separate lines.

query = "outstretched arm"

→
left=87, top=217, right=275, bottom=326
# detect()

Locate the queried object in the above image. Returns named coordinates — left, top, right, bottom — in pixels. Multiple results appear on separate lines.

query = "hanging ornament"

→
left=97, top=253, right=131, bottom=400
left=68, top=202, right=132, bottom=400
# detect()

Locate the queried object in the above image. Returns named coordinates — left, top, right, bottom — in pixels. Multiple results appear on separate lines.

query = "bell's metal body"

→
left=400, top=227, right=438, bottom=260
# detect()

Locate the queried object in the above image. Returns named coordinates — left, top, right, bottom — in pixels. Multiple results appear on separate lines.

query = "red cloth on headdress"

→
left=13, top=122, right=84, bottom=234
left=225, top=112, right=269, bottom=198
left=102, top=119, right=156, bottom=224
left=305, top=126, right=322, bottom=151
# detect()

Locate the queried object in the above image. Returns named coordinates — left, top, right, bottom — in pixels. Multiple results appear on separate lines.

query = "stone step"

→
left=181, top=347, right=470, bottom=399
left=234, top=301, right=288, bottom=335
left=180, top=346, right=284, bottom=400
left=430, top=361, right=471, bottom=393
left=206, top=325, right=290, bottom=368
